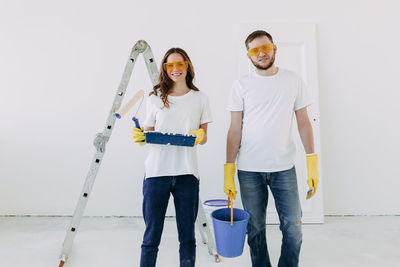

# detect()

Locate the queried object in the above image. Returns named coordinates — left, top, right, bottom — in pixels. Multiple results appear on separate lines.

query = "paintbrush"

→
left=306, top=189, right=314, bottom=200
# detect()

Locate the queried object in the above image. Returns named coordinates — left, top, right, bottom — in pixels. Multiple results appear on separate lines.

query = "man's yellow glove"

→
left=190, top=128, right=205, bottom=146
left=306, top=154, right=319, bottom=199
left=224, top=163, right=237, bottom=199
left=131, top=127, right=146, bottom=146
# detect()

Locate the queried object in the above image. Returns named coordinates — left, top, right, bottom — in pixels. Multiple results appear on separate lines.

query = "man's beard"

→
left=250, top=52, right=276, bottom=71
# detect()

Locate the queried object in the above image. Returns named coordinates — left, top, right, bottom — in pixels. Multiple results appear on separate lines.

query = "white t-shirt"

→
left=143, top=90, right=212, bottom=179
left=227, top=68, right=312, bottom=172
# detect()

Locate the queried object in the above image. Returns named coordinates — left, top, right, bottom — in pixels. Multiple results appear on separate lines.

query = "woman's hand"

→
left=190, top=128, right=205, bottom=146
left=131, top=127, right=146, bottom=146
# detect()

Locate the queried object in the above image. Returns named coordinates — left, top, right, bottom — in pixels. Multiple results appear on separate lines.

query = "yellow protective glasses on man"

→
left=248, top=43, right=274, bottom=57
left=163, top=61, right=188, bottom=71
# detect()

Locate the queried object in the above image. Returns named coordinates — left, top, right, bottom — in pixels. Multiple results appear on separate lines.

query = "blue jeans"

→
left=140, top=175, right=199, bottom=267
left=238, top=167, right=302, bottom=267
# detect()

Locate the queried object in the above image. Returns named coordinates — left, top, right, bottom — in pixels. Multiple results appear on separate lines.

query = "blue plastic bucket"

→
left=211, top=208, right=250, bottom=257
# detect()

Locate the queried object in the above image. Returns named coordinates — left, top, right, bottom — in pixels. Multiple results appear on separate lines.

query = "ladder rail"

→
left=59, top=40, right=152, bottom=264
left=197, top=198, right=221, bottom=262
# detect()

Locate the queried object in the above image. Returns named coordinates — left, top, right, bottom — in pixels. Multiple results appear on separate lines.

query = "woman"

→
left=132, top=47, right=212, bottom=267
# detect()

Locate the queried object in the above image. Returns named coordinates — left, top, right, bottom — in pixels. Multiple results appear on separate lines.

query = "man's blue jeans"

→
left=238, top=167, right=302, bottom=267
left=140, top=175, right=199, bottom=267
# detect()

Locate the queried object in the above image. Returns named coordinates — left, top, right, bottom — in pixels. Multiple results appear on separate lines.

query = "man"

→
left=224, top=30, right=319, bottom=267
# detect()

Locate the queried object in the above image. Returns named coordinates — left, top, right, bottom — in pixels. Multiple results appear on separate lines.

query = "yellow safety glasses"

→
left=248, top=43, right=274, bottom=57
left=163, top=61, right=188, bottom=71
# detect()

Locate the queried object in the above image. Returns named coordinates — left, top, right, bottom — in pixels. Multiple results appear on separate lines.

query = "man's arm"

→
left=296, top=107, right=319, bottom=199
left=224, top=111, right=243, bottom=199
left=295, top=107, right=314, bottom=154
left=226, top=111, right=243, bottom=163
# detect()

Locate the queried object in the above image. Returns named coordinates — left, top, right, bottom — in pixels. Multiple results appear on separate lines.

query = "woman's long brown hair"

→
left=150, top=48, right=199, bottom=108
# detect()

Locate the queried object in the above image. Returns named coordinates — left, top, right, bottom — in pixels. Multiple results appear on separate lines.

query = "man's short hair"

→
left=245, top=30, right=274, bottom=49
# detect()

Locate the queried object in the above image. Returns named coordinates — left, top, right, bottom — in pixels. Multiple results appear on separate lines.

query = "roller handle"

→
left=132, top=117, right=141, bottom=129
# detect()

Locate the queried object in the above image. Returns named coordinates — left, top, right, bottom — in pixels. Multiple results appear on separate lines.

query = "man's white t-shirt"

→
left=227, top=68, right=312, bottom=172
left=143, top=90, right=212, bottom=179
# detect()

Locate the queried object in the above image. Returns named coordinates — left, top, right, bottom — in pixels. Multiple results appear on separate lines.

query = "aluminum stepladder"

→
left=58, top=40, right=220, bottom=267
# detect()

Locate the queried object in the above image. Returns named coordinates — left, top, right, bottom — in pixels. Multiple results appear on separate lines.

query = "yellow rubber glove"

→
left=306, top=154, right=319, bottom=199
left=224, top=163, right=237, bottom=199
left=190, top=128, right=205, bottom=146
left=131, top=127, right=146, bottom=146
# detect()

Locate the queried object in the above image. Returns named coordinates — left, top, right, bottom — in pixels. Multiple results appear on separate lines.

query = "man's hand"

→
left=224, top=163, right=237, bottom=199
left=131, top=127, right=146, bottom=146
left=306, top=154, right=319, bottom=199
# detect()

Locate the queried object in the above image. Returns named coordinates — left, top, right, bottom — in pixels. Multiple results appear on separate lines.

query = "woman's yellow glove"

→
left=306, top=154, right=319, bottom=198
left=190, top=128, right=205, bottom=146
left=131, top=127, right=146, bottom=146
left=224, top=163, right=237, bottom=199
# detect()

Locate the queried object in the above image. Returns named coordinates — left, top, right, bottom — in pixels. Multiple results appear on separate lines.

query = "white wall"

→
left=1, top=0, right=399, bottom=216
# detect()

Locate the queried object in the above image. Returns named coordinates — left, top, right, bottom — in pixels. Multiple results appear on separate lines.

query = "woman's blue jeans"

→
left=238, top=167, right=302, bottom=267
left=140, top=175, right=199, bottom=267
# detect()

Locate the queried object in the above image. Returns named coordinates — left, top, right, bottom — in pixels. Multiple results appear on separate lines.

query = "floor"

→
left=0, top=216, right=399, bottom=267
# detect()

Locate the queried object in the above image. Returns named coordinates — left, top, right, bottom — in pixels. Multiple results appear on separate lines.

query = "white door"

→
left=235, top=23, right=324, bottom=224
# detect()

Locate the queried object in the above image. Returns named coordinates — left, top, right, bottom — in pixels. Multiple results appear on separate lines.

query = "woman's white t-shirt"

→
left=227, top=68, right=312, bottom=172
left=143, top=90, right=212, bottom=179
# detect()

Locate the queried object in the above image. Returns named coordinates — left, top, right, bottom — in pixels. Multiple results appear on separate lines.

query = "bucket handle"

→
left=228, top=192, right=233, bottom=226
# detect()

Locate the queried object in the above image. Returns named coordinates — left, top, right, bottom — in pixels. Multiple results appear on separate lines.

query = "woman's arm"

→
left=199, top=123, right=208, bottom=145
